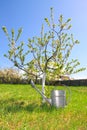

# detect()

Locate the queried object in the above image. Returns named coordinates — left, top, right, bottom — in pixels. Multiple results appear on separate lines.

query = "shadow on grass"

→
left=0, top=98, right=61, bottom=114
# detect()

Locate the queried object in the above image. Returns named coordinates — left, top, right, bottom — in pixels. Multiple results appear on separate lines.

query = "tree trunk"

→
left=42, top=72, right=46, bottom=103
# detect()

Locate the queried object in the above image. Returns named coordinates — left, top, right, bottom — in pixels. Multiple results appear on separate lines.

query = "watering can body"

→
left=51, top=90, right=66, bottom=108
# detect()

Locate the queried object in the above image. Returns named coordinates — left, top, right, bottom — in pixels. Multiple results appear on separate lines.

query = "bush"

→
left=0, top=68, right=22, bottom=84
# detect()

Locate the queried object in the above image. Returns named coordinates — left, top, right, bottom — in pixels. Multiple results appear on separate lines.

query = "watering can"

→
left=31, top=80, right=71, bottom=108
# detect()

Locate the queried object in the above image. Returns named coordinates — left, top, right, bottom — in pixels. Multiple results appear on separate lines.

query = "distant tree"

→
left=0, top=68, right=22, bottom=83
left=2, top=8, right=85, bottom=102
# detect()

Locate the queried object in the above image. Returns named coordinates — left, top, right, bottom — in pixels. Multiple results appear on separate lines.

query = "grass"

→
left=0, top=84, right=87, bottom=130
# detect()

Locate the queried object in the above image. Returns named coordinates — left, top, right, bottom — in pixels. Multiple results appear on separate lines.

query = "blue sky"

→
left=0, top=0, right=87, bottom=79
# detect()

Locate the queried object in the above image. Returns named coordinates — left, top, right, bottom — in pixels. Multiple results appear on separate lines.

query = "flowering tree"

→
left=2, top=8, right=85, bottom=102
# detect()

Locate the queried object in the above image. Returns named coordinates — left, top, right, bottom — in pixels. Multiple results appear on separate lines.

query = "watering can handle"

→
left=62, top=84, right=71, bottom=105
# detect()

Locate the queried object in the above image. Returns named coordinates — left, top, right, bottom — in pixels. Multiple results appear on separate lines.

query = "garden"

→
left=0, top=7, right=87, bottom=130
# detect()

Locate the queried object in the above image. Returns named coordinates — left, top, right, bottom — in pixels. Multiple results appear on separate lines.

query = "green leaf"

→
left=75, top=40, right=79, bottom=44
left=2, top=26, right=8, bottom=33
left=11, top=29, right=15, bottom=39
left=15, top=27, right=22, bottom=42
left=66, top=18, right=71, bottom=23
left=44, top=18, right=50, bottom=27
left=67, top=25, right=72, bottom=30
left=59, top=15, right=63, bottom=23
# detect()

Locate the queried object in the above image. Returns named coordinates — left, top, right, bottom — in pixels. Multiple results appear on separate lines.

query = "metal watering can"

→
left=31, top=80, right=71, bottom=108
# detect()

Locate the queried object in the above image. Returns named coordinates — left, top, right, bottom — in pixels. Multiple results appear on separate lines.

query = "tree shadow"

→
left=0, top=98, right=59, bottom=114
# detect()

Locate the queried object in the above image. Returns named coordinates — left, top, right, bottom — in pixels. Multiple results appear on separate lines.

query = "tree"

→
left=2, top=8, right=85, bottom=102
left=27, top=8, right=85, bottom=100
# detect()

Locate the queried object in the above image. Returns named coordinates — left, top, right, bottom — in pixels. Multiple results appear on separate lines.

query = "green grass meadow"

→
left=0, top=84, right=87, bottom=130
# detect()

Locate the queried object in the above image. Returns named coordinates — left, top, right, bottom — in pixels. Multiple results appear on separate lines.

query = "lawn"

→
left=0, top=84, right=87, bottom=130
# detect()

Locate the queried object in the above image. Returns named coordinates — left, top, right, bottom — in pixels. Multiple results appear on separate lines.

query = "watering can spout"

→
left=30, top=80, right=52, bottom=105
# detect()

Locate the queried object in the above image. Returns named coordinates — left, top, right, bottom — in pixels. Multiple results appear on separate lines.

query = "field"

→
left=0, top=84, right=87, bottom=130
